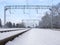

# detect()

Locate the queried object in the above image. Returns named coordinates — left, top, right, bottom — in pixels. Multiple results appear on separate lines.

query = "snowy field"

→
left=6, top=28, right=60, bottom=45
left=0, top=29, right=28, bottom=40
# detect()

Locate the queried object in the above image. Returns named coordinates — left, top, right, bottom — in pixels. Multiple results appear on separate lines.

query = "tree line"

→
left=39, top=3, right=60, bottom=28
left=0, top=19, right=26, bottom=28
left=5, top=22, right=26, bottom=28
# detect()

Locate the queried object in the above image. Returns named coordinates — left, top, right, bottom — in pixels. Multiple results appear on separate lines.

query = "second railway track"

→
left=0, top=28, right=31, bottom=45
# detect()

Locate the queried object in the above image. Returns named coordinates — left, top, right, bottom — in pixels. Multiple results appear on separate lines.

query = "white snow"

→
left=6, top=28, right=60, bottom=45
left=0, top=29, right=28, bottom=40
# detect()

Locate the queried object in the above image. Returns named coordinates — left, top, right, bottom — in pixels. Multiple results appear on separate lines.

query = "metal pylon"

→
left=4, top=5, right=52, bottom=27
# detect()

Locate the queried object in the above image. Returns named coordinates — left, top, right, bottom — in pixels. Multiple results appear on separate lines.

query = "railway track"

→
left=0, top=28, right=25, bottom=33
left=0, top=28, right=31, bottom=45
left=0, top=28, right=60, bottom=33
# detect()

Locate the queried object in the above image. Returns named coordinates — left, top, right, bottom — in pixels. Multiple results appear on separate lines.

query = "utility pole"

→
left=4, top=7, right=7, bottom=27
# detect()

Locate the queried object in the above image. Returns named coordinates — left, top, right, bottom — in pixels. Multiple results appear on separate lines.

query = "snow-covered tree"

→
left=39, top=3, right=60, bottom=28
left=12, top=23, right=16, bottom=28
left=16, top=22, right=26, bottom=28
left=39, top=12, right=51, bottom=28
left=5, top=22, right=12, bottom=28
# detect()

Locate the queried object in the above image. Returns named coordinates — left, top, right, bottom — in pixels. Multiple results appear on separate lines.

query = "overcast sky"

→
left=0, top=0, right=60, bottom=24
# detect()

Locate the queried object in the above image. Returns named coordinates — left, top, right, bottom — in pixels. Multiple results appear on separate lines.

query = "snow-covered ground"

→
left=0, top=28, right=26, bottom=31
left=6, top=28, right=60, bottom=45
left=0, top=29, right=28, bottom=40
